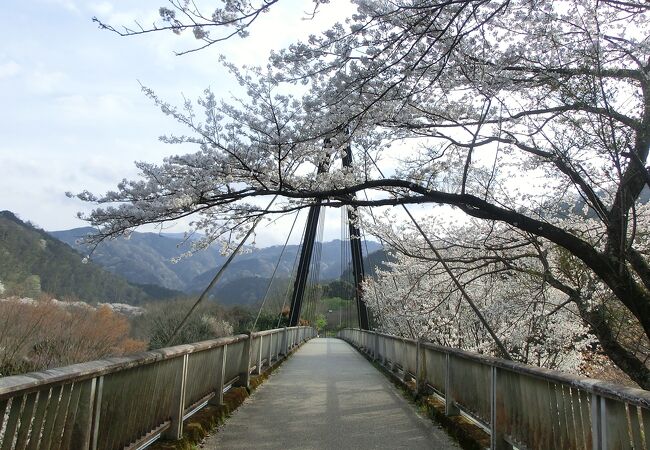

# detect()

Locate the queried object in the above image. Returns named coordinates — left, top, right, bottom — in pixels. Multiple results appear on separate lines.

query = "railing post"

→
left=236, top=333, right=252, bottom=389
left=257, top=335, right=264, bottom=375
left=165, top=354, right=189, bottom=440
left=71, top=377, right=97, bottom=449
left=209, top=344, right=228, bottom=406
left=445, top=352, right=460, bottom=416
left=591, top=393, right=604, bottom=450
left=416, top=339, right=426, bottom=396
left=490, top=366, right=509, bottom=449
left=282, top=327, right=289, bottom=356
left=268, top=333, right=274, bottom=365
left=392, top=339, right=400, bottom=373
left=90, top=376, right=103, bottom=450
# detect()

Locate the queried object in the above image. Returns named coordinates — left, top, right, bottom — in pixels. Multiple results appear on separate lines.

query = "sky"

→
left=0, top=0, right=357, bottom=245
left=0, top=0, right=455, bottom=247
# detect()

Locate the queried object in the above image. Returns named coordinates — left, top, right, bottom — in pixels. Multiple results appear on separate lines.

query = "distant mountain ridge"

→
left=50, top=227, right=382, bottom=294
left=0, top=211, right=153, bottom=304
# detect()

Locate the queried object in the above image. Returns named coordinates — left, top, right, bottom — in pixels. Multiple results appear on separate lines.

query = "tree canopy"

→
left=84, top=0, right=650, bottom=387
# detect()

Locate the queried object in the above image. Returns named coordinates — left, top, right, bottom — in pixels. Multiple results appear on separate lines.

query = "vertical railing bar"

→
left=628, top=404, right=643, bottom=450
left=236, top=333, right=252, bottom=389
left=138, top=363, right=159, bottom=440
left=119, top=367, right=140, bottom=449
left=491, top=366, right=497, bottom=450
left=445, top=352, right=459, bottom=416
left=13, top=392, right=37, bottom=450
left=39, top=384, right=64, bottom=450
left=282, top=327, right=289, bottom=357
left=70, top=377, right=96, bottom=450
left=165, top=354, right=189, bottom=440
left=49, top=382, right=74, bottom=450
left=219, top=345, right=228, bottom=405
left=257, top=335, right=264, bottom=375
left=26, top=389, right=52, bottom=450
left=591, top=393, right=603, bottom=450
left=90, top=376, right=104, bottom=450
left=60, top=380, right=84, bottom=450
left=1, top=395, right=25, bottom=450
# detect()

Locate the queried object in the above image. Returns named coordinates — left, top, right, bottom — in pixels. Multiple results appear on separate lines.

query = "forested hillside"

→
left=52, top=227, right=381, bottom=293
left=0, top=211, right=150, bottom=304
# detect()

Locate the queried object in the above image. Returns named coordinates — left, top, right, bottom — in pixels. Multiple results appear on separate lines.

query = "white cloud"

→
left=43, top=0, right=80, bottom=14
left=0, top=61, right=21, bottom=79
left=54, top=93, right=133, bottom=120
left=0, top=0, right=365, bottom=244
left=88, top=1, right=113, bottom=16
left=26, top=70, right=67, bottom=94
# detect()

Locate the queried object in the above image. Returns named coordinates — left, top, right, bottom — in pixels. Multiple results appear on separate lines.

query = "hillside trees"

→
left=0, top=300, right=145, bottom=376
left=0, top=211, right=149, bottom=303
left=141, top=300, right=234, bottom=348
left=85, top=0, right=650, bottom=385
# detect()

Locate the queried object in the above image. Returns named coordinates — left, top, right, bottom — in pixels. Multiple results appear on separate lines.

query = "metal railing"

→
left=0, top=326, right=316, bottom=450
left=339, top=328, right=650, bottom=450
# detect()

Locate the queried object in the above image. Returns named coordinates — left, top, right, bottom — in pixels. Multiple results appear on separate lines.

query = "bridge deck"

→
left=203, top=337, right=461, bottom=449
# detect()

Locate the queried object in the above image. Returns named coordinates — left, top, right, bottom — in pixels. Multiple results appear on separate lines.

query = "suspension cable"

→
left=165, top=196, right=277, bottom=346
left=401, top=206, right=512, bottom=360
left=252, top=210, right=301, bottom=330
left=362, top=150, right=513, bottom=360
left=276, top=215, right=306, bottom=328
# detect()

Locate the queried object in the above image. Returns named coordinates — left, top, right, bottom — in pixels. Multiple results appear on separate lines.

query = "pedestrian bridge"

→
left=1, top=327, right=649, bottom=450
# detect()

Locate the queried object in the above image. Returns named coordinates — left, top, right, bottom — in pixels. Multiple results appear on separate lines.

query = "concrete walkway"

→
left=203, top=338, right=461, bottom=449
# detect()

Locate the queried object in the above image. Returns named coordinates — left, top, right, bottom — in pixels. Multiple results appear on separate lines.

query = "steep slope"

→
left=197, top=247, right=390, bottom=306
left=0, top=211, right=150, bottom=304
left=189, top=239, right=383, bottom=292
left=52, top=227, right=382, bottom=294
left=51, top=228, right=224, bottom=291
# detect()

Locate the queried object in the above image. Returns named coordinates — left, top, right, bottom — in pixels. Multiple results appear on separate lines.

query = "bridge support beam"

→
left=287, top=137, right=370, bottom=329
left=288, top=202, right=323, bottom=326
left=235, top=333, right=252, bottom=390
left=490, top=366, right=510, bottom=449
left=347, top=211, right=369, bottom=330
left=164, top=353, right=189, bottom=440
left=444, top=353, right=460, bottom=416
left=342, top=142, right=370, bottom=330
left=209, top=344, right=228, bottom=406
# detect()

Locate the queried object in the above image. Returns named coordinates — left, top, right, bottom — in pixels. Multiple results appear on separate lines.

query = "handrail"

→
left=0, top=335, right=249, bottom=400
left=0, top=326, right=317, bottom=450
left=339, top=328, right=650, bottom=450
left=417, top=341, right=650, bottom=409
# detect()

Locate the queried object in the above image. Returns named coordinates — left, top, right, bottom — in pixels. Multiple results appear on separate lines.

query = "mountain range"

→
left=0, top=210, right=384, bottom=306
left=51, top=227, right=381, bottom=294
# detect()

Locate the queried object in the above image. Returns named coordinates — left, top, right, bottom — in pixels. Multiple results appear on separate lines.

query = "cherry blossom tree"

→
left=84, top=0, right=650, bottom=386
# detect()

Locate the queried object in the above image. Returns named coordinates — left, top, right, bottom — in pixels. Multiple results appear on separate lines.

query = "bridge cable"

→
left=252, top=210, right=301, bottom=331
left=305, top=210, right=325, bottom=324
left=361, top=150, right=513, bottom=360
left=401, top=206, right=512, bottom=360
left=341, top=207, right=349, bottom=327
left=360, top=224, right=382, bottom=330
left=276, top=216, right=307, bottom=328
left=342, top=207, right=356, bottom=328
left=165, top=195, right=278, bottom=346
left=339, top=209, right=346, bottom=329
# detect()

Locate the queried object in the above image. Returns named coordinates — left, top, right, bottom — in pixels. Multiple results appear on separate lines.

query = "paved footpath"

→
left=203, top=337, right=461, bottom=449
